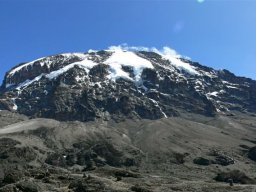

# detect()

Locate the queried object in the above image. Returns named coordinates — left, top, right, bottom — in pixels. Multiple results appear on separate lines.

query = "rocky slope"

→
left=1, top=46, right=256, bottom=122
left=1, top=111, right=256, bottom=191
left=1, top=47, right=256, bottom=191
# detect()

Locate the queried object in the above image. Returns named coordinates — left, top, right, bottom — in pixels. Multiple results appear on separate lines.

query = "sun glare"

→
left=197, top=0, right=205, bottom=3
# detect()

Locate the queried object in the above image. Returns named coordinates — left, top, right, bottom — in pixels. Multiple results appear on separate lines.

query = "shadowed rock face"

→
left=248, top=146, right=256, bottom=161
left=0, top=49, right=256, bottom=122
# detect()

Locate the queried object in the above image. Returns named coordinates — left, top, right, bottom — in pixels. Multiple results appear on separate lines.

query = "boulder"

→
left=193, top=157, right=212, bottom=166
left=215, top=170, right=255, bottom=184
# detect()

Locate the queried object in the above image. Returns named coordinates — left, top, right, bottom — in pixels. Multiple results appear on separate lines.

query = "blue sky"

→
left=0, top=0, right=256, bottom=84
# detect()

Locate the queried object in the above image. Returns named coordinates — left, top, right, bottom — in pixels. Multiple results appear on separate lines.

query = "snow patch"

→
left=200, top=71, right=217, bottom=78
left=226, top=85, right=239, bottom=89
left=111, top=45, right=198, bottom=75
left=7, top=53, right=87, bottom=78
left=222, top=81, right=239, bottom=87
left=11, top=98, right=18, bottom=111
left=16, top=75, right=44, bottom=91
left=14, top=58, right=97, bottom=91
left=5, top=83, right=15, bottom=88
left=88, top=49, right=97, bottom=53
left=105, top=46, right=154, bottom=82
left=207, top=91, right=219, bottom=97
left=154, top=47, right=199, bottom=75
left=149, top=98, right=167, bottom=118
left=46, top=58, right=96, bottom=80
left=195, top=80, right=204, bottom=86
left=8, top=57, right=46, bottom=77
left=75, top=75, right=85, bottom=82
left=206, top=90, right=225, bottom=98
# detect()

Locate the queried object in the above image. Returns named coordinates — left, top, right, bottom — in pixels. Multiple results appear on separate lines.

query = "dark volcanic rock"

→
left=213, top=154, right=234, bottom=166
left=0, top=138, right=36, bottom=163
left=248, top=146, right=256, bottom=161
left=45, top=153, right=67, bottom=167
left=69, top=180, right=89, bottom=192
left=89, top=64, right=109, bottom=81
left=193, top=157, right=212, bottom=166
left=0, top=138, right=20, bottom=148
left=215, top=170, right=255, bottom=184
left=16, top=181, right=39, bottom=192
left=208, top=150, right=235, bottom=166
left=131, top=185, right=152, bottom=192
left=2, top=170, right=24, bottom=184
left=1, top=48, right=256, bottom=122
left=68, top=177, right=106, bottom=192
left=67, top=140, right=139, bottom=168
left=0, top=146, right=37, bottom=163
left=4, top=54, right=83, bottom=86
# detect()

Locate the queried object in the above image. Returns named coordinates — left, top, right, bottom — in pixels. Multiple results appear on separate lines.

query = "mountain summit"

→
left=1, top=46, right=256, bottom=121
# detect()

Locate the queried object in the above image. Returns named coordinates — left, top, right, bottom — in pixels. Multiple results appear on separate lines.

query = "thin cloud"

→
left=114, top=44, right=181, bottom=58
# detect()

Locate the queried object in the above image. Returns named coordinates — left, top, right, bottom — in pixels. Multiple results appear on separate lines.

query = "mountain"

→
left=1, top=46, right=256, bottom=192
left=0, top=46, right=256, bottom=122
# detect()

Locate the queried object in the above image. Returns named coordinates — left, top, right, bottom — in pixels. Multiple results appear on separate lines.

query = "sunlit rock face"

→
left=0, top=46, right=256, bottom=122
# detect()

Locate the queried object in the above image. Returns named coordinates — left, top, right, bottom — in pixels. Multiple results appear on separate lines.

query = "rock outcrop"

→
left=0, top=47, right=256, bottom=122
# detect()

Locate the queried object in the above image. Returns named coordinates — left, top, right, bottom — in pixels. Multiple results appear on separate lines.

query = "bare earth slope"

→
left=1, top=111, right=256, bottom=191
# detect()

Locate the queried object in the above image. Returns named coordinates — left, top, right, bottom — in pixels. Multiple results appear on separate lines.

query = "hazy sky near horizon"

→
left=0, top=0, right=256, bottom=83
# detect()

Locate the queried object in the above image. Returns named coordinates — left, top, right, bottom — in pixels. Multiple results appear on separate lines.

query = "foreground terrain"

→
left=1, top=110, right=256, bottom=191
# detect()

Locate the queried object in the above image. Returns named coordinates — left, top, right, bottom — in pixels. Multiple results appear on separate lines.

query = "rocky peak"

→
left=0, top=46, right=256, bottom=122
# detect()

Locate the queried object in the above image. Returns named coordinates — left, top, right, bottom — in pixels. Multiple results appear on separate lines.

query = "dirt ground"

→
left=1, top=110, right=256, bottom=191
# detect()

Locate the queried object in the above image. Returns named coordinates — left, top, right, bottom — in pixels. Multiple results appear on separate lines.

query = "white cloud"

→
left=111, top=44, right=181, bottom=58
